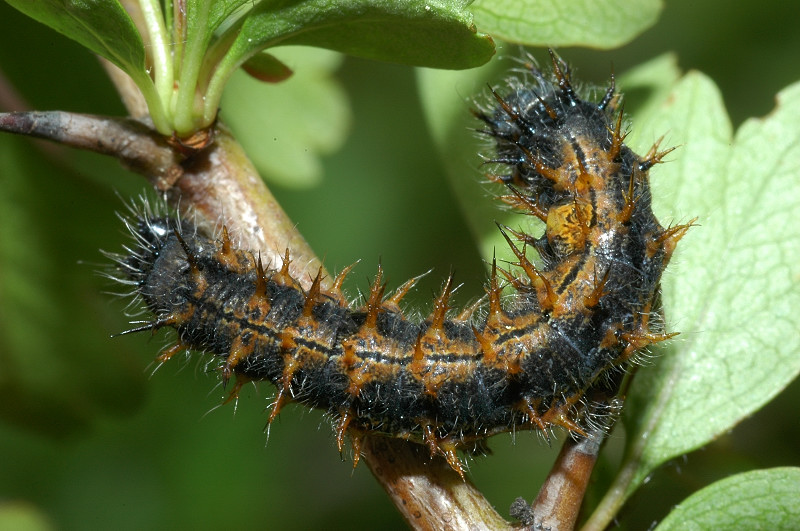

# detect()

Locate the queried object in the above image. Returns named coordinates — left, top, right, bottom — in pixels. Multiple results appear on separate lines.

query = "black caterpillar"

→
left=111, top=51, right=690, bottom=476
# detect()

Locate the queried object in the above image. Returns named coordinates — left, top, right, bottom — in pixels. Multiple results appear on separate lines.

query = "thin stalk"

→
left=138, top=0, right=174, bottom=105
left=173, top=2, right=212, bottom=134
left=171, top=0, right=186, bottom=74
left=164, top=0, right=174, bottom=42
left=200, top=21, right=247, bottom=125
left=129, top=69, right=172, bottom=134
left=111, top=0, right=170, bottom=134
left=580, top=453, right=639, bottom=531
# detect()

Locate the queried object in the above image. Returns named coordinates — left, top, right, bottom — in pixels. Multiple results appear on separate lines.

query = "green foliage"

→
left=621, top=69, right=800, bottom=502
left=656, top=468, right=800, bottom=530
left=471, top=0, right=661, bottom=47
left=3, top=0, right=147, bottom=76
left=1, top=0, right=799, bottom=529
left=5, top=0, right=493, bottom=135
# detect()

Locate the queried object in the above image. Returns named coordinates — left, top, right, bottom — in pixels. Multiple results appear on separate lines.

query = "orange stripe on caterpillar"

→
left=110, top=51, right=691, bottom=476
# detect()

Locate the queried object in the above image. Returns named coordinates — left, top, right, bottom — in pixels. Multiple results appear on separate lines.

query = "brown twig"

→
left=363, top=436, right=511, bottom=530
left=0, top=111, right=180, bottom=185
left=530, top=399, right=622, bottom=530
left=0, top=110, right=325, bottom=290
left=507, top=373, right=626, bottom=531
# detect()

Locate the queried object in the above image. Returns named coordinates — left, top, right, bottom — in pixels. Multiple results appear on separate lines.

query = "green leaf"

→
left=202, top=0, right=253, bottom=33
left=470, top=0, right=662, bottom=48
left=220, top=46, right=349, bottom=188
left=619, top=75, right=800, bottom=499
left=655, top=468, right=800, bottom=530
left=237, top=0, right=493, bottom=68
left=4, top=0, right=146, bottom=81
left=204, top=0, right=495, bottom=124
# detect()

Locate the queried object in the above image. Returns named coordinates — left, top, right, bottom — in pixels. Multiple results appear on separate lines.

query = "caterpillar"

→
left=110, top=51, right=690, bottom=477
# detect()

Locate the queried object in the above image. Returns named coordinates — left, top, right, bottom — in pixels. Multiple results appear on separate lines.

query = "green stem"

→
left=201, top=20, right=249, bottom=125
left=170, top=0, right=186, bottom=74
left=581, top=451, right=640, bottom=531
left=173, top=1, right=212, bottom=135
left=130, top=69, right=171, bottom=134
left=138, top=0, right=173, bottom=105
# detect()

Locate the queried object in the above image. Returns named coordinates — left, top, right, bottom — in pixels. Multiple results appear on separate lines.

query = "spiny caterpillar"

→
left=111, top=51, right=690, bottom=477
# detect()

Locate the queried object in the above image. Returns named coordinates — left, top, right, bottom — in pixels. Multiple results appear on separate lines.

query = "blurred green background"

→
left=0, top=1, right=798, bottom=529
